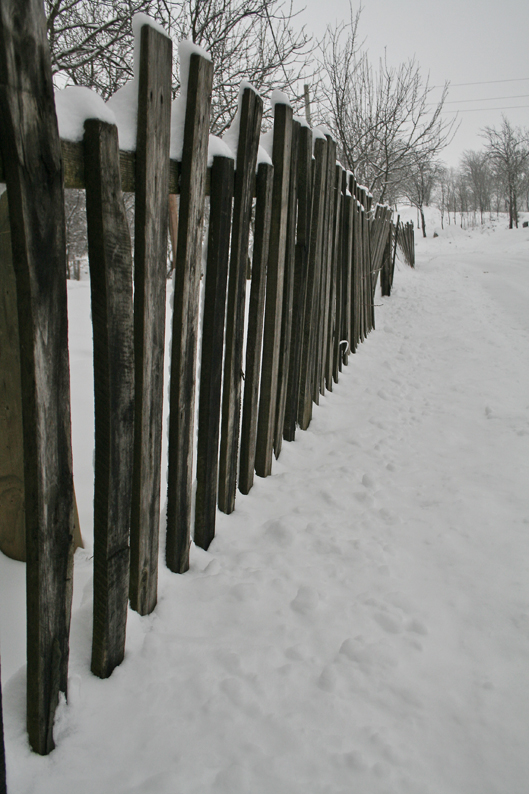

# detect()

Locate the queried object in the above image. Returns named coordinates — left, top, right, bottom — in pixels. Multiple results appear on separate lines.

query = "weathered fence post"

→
left=83, top=119, right=135, bottom=678
left=0, top=0, right=75, bottom=754
left=194, top=155, right=234, bottom=550
left=283, top=123, right=313, bottom=442
left=129, top=24, right=172, bottom=612
left=238, top=162, right=274, bottom=495
left=255, top=101, right=293, bottom=477
left=218, top=87, right=263, bottom=514
left=166, top=51, right=213, bottom=571
left=0, top=657, right=5, bottom=794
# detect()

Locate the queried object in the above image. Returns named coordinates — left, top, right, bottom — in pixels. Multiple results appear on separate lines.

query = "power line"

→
left=443, top=104, right=529, bottom=113
left=432, top=77, right=529, bottom=89
left=444, top=93, right=529, bottom=104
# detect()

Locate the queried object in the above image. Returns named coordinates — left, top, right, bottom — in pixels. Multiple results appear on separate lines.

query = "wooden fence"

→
left=0, top=0, right=410, bottom=764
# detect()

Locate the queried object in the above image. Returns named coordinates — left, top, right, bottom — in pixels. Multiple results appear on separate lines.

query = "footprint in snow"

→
left=290, top=585, right=319, bottom=615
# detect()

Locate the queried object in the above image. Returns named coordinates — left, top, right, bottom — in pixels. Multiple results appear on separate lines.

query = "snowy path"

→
left=2, top=216, right=529, bottom=793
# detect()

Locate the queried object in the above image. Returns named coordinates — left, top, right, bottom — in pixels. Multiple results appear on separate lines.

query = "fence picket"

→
left=194, top=155, right=234, bottom=550
left=0, top=0, right=75, bottom=754
left=239, top=162, right=274, bottom=494
left=166, top=52, right=213, bottom=571
left=83, top=119, right=134, bottom=679
left=255, top=102, right=293, bottom=477
left=218, top=88, right=263, bottom=514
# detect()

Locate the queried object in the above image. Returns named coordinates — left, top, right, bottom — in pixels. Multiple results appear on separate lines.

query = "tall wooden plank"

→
left=166, top=53, right=213, bottom=572
left=194, top=156, right=234, bottom=550
left=298, top=136, right=327, bottom=430
left=239, top=162, right=274, bottom=495
left=83, top=119, right=134, bottom=678
left=274, top=118, right=300, bottom=459
left=327, top=163, right=343, bottom=389
left=0, top=0, right=74, bottom=754
left=129, top=25, right=172, bottom=612
left=255, top=102, right=292, bottom=477
left=218, top=88, right=263, bottom=514
left=283, top=124, right=312, bottom=442
left=0, top=657, right=5, bottom=794
left=341, top=188, right=353, bottom=366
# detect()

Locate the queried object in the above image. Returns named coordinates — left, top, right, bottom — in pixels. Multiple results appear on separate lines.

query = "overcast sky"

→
left=294, top=0, right=529, bottom=166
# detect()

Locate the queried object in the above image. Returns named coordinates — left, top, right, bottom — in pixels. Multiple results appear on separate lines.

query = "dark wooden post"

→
left=0, top=0, right=74, bottom=754
left=283, top=123, right=312, bottom=442
left=255, top=102, right=292, bottom=477
left=218, top=87, right=263, bottom=514
left=274, top=118, right=300, bottom=459
left=129, top=24, right=172, bottom=613
left=166, top=53, right=213, bottom=572
left=327, top=163, right=343, bottom=389
left=194, top=155, right=234, bottom=550
left=83, top=119, right=135, bottom=678
left=0, top=657, right=5, bottom=794
left=341, top=173, right=353, bottom=367
left=298, top=136, right=327, bottom=430
left=238, top=162, right=274, bottom=495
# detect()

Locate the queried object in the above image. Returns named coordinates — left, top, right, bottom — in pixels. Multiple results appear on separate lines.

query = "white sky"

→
left=294, top=0, right=529, bottom=166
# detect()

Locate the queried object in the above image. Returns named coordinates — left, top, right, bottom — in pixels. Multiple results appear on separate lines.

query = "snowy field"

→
left=1, top=208, right=529, bottom=793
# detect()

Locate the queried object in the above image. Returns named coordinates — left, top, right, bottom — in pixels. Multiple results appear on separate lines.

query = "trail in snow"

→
left=1, top=210, right=528, bottom=794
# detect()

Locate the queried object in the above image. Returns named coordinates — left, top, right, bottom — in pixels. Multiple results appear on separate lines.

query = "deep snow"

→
left=1, top=209, right=529, bottom=793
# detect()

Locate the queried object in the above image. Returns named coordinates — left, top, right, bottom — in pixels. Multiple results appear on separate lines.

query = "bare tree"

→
left=47, top=0, right=313, bottom=130
left=460, top=150, right=492, bottom=224
left=481, top=116, right=529, bottom=229
left=318, top=2, right=457, bottom=204
left=402, top=155, right=440, bottom=237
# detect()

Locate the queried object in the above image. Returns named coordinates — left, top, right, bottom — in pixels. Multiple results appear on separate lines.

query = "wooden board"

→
left=83, top=119, right=134, bottom=679
left=0, top=0, right=75, bottom=754
left=165, top=53, right=213, bottom=572
left=239, top=162, right=274, bottom=495
left=218, top=88, right=263, bottom=513
left=194, top=155, right=234, bottom=549
left=129, top=25, right=172, bottom=613
left=255, top=103, right=292, bottom=477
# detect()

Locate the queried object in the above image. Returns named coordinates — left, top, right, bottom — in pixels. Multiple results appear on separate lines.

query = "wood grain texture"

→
left=274, top=118, right=300, bottom=459
left=218, top=88, right=263, bottom=513
left=194, top=155, right=233, bottom=549
left=298, top=136, right=327, bottom=430
left=238, top=162, right=274, bottom=495
left=0, top=0, right=74, bottom=754
left=283, top=124, right=312, bottom=442
left=166, top=53, right=213, bottom=572
left=255, top=102, right=292, bottom=477
left=83, top=119, right=134, bottom=679
left=129, top=25, right=172, bottom=613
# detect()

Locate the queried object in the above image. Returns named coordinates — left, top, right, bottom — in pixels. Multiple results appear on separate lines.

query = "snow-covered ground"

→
left=1, top=209, right=529, bottom=793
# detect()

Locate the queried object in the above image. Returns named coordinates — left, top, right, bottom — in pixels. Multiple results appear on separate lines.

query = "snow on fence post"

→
left=283, top=123, right=313, bottom=443
left=255, top=100, right=293, bottom=477
left=298, top=135, right=327, bottom=430
left=274, top=118, right=300, bottom=460
left=83, top=118, right=135, bottom=678
left=238, top=162, right=274, bottom=495
left=166, top=51, right=213, bottom=572
left=218, top=86, right=263, bottom=516
left=0, top=0, right=75, bottom=754
left=129, top=23, right=172, bottom=614
left=341, top=174, right=354, bottom=366
left=194, top=154, right=234, bottom=550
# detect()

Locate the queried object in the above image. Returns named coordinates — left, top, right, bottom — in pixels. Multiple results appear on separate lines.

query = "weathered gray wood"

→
left=283, top=124, right=312, bottom=442
left=274, top=118, right=300, bottom=459
left=239, top=162, right=274, bottom=495
left=255, top=102, right=292, bottom=477
left=0, top=657, right=5, bottom=794
left=0, top=0, right=74, bottom=754
left=129, top=24, right=172, bottom=613
left=341, top=186, right=353, bottom=366
left=327, top=163, right=343, bottom=388
left=166, top=53, right=213, bottom=572
left=194, top=155, right=234, bottom=550
left=218, top=88, right=263, bottom=513
left=0, top=190, right=25, bottom=562
left=298, top=136, right=327, bottom=430
left=83, top=119, right=134, bottom=679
